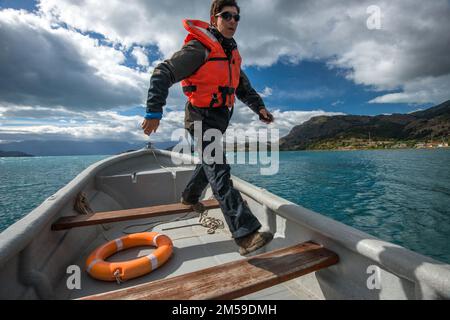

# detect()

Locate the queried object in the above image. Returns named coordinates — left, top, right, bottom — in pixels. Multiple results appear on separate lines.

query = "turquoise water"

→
left=230, top=149, right=450, bottom=264
left=1, top=150, right=449, bottom=263
left=0, top=155, right=108, bottom=232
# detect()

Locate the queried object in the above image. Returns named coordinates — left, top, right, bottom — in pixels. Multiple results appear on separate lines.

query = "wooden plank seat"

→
left=51, top=199, right=220, bottom=231
left=80, top=241, right=339, bottom=300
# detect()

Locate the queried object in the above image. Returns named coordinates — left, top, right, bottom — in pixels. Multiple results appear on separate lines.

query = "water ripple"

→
left=232, top=149, right=450, bottom=263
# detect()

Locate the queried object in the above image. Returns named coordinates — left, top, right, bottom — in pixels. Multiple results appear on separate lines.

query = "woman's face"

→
left=211, top=6, right=239, bottom=39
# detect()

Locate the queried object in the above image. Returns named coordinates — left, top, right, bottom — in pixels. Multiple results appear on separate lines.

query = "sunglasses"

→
left=215, top=11, right=240, bottom=22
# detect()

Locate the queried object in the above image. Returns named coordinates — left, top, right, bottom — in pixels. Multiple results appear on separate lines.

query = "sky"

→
left=0, top=0, right=449, bottom=144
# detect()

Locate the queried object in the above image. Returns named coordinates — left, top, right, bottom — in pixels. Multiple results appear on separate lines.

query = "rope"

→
left=74, top=192, right=113, bottom=241
left=199, top=214, right=224, bottom=234
left=197, top=195, right=224, bottom=234
left=74, top=192, right=93, bottom=215
left=113, top=269, right=123, bottom=285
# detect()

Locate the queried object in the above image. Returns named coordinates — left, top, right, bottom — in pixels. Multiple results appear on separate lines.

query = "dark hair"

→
left=210, top=0, right=240, bottom=17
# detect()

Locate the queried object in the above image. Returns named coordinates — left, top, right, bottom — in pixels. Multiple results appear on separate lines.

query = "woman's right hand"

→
left=141, top=119, right=160, bottom=136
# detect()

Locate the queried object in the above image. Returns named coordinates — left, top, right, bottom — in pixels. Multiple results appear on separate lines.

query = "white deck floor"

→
left=57, top=207, right=319, bottom=300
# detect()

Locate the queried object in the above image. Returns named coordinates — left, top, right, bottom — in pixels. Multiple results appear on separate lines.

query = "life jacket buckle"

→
left=209, top=93, right=219, bottom=108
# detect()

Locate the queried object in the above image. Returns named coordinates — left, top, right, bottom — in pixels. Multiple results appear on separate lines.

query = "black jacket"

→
left=146, top=31, right=265, bottom=133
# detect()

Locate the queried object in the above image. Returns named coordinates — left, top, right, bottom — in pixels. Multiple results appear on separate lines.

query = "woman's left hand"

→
left=259, top=108, right=274, bottom=124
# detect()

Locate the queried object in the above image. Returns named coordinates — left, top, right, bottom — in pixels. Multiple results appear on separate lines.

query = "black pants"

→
left=181, top=128, right=261, bottom=239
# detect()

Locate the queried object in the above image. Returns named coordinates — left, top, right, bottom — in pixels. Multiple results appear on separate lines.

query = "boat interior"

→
left=1, top=149, right=449, bottom=300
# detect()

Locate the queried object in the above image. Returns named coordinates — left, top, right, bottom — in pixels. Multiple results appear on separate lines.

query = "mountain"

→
left=0, top=140, right=175, bottom=156
left=279, top=100, right=450, bottom=150
left=0, top=150, right=34, bottom=157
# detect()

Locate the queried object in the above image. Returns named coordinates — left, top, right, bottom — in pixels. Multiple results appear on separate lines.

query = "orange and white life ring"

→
left=85, top=232, right=173, bottom=282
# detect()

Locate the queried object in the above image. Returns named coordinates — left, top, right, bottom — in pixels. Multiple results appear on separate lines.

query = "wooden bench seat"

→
left=80, top=241, right=339, bottom=300
left=51, top=199, right=220, bottom=231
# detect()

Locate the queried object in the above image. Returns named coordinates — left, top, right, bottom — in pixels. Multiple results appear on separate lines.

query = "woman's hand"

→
left=259, top=108, right=274, bottom=124
left=141, top=119, right=160, bottom=136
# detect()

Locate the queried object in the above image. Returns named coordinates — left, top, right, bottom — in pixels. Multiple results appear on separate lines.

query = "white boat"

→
left=0, top=148, right=449, bottom=300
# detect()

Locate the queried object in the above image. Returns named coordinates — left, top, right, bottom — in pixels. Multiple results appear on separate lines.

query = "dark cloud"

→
left=0, top=10, right=146, bottom=110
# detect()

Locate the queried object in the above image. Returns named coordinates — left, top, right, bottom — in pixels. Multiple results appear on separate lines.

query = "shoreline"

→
left=288, top=146, right=450, bottom=152
left=1, top=147, right=449, bottom=158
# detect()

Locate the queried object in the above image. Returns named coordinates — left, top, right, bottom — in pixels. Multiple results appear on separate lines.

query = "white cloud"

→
left=0, top=101, right=340, bottom=143
left=259, top=87, right=273, bottom=98
left=226, top=102, right=344, bottom=142
left=37, top=0, right=208, bottom=56
left=0, top=102, right=84, bottom=119
left=0, top=109, right=146, bottom=142
left=131, top=46, right=150, bottom=67
left=34, top=0, right=450, bottom=105
left=369, top=74, right=450, bottom=104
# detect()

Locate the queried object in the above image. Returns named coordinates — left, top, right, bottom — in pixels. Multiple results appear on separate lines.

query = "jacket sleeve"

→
left=235, top=69, right=265, bottom=115
left=145, top=40, right=208, bottom=119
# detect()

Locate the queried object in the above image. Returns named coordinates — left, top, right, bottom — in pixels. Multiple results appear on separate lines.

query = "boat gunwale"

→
left=0, top=149, right=193, bottom=268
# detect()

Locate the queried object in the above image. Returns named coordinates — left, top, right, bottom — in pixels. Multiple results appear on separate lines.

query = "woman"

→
left=141, top=0, right=274, bottom=255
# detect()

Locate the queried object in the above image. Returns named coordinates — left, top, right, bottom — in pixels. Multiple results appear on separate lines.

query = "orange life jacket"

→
left=181, top=20, right=241, bottom=109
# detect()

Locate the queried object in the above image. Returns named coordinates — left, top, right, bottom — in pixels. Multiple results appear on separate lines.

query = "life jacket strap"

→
left=182, top=85, right=197, bottom=93
left=209, top=93, right=219, bottom=108
left=218, top=86, right=235, bottom=108
left=218, top=86, right=235, bottom=95
left=207, top=57, right=229, bottom=61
